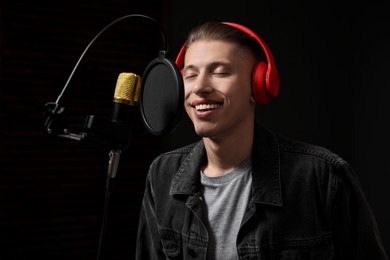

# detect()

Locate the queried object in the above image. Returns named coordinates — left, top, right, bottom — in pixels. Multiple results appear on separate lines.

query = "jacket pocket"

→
left=159, top=228, right=182, bottom=258
left=262, top=234, right=334, bottom=260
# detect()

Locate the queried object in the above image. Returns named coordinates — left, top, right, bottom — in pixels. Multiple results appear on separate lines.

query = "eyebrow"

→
left=183, top=61, right=231, bottom=72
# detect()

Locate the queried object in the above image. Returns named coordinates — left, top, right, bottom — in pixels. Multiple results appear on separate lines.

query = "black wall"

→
left=0, top=0, right=389, bottom=259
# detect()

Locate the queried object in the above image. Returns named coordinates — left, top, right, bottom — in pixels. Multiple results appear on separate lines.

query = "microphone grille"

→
left=114, top=72, right=142, bottom=105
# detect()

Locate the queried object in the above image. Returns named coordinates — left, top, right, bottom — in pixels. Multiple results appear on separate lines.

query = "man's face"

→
left=182, top=40, right=257, bottom=140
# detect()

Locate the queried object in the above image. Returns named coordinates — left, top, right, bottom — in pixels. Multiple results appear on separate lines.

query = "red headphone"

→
left=175, top=22, right=280, bottom=105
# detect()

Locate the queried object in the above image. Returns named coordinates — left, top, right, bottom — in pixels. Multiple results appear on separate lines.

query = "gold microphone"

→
left=110, top=72, right=141, bottom=146
left=108, top=72, right=141, bottom=179
left=113, top=72, right=142, bottom=106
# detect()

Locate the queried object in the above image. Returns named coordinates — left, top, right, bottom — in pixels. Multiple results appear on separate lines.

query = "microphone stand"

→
left=97, top=149, right=121, bottom=260
left=42, top=14, right=167, bottom=260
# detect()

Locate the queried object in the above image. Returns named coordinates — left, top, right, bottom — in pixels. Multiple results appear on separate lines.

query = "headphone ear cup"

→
left=252, top=61, right=270, bottom=105
left=252, top=60, right=280, bottom=105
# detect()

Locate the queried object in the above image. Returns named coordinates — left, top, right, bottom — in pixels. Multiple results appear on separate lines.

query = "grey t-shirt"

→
left=200, top=158, right=252, bottom=260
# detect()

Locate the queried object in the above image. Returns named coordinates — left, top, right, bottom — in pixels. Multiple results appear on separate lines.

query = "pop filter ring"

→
left=139, top=51, right=184, bottom=136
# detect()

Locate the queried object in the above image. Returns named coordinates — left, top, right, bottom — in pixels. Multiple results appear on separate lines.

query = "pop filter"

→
left=140, top=51, right=184, bottom=136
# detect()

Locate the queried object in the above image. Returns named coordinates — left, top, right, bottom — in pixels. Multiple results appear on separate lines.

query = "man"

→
left=136, top=21, right=388, bottom=259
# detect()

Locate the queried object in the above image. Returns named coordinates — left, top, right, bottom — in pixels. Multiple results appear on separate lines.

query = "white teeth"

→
left=195, top=104, right=220, bottom=110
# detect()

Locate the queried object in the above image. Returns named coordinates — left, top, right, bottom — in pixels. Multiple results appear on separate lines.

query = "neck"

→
left=202, top=121, right=254, bottom=177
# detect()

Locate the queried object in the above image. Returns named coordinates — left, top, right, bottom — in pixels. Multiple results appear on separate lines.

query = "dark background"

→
left=1, top=0, right=389, bottom=259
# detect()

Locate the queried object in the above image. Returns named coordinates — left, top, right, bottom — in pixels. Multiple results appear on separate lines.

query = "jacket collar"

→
left=251, top=122, right=282, bottom=206
left=170, top=122, right=282, bottom=206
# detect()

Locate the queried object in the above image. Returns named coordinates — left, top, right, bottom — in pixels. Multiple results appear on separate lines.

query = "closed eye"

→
left=184, top=74, right=197, bottom=80
left=212, top=72, right=230, bottom=77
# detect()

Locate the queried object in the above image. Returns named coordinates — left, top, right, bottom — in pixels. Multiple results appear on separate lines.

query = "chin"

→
left=191, top=118, right=219, bottom=138
left=193, top=126, right=208, bottom=137
left=193, top=126, right=216, bottom=138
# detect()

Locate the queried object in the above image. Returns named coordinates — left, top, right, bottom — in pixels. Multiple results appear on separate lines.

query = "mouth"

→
left=194, top=103, right=222, bottom=111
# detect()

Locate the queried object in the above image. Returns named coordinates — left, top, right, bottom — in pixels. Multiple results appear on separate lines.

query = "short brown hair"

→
left=185, top=22, right=265, bottom=62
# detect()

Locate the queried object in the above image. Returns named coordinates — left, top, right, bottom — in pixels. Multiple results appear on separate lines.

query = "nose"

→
left=189, top=73, right=213, bottom=95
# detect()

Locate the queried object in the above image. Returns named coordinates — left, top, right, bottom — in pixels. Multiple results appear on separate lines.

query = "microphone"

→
left=109, top=72, right=141, bottom=150
left=106, top=72, right=141, bottom=179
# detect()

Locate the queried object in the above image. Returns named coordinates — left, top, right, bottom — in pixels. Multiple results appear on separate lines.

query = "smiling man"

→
left=136, top=21, right=388, bottom=260
left=182, top=39, right=256, bottom=177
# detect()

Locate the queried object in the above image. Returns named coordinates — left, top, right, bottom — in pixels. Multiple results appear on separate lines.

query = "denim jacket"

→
left=136, top=122, right=388, bottom=260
